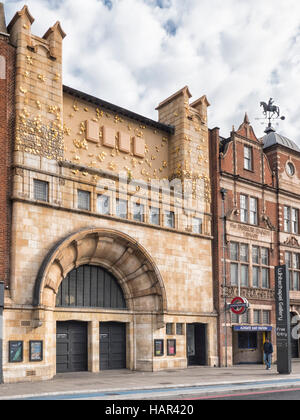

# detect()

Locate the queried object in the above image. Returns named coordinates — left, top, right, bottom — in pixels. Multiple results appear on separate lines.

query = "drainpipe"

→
left=0, top=282, right=4, bottom=384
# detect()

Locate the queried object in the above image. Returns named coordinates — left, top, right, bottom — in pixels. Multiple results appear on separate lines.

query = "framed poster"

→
left=9, top=341, right=23, bottom=363
left=29, top=341, right=43, bottom=362
left=154, top=339, right=164, bottom=357
left=167, top=339, right=176, bottom=356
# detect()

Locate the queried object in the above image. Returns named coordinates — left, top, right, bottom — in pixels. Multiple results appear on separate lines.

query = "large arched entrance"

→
left=56, top=265, right=128, bottom=373
left=33, top=228, right=167, bottom=375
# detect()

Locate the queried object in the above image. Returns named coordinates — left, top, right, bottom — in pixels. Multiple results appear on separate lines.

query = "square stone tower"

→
left=8, top=5, right=66, bottom=161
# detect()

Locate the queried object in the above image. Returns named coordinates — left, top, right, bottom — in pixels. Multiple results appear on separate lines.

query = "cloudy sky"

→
left=3, top=0, right=300, bottom=142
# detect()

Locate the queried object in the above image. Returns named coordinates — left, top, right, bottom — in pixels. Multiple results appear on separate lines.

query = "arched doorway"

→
left=56, top=265, right=127, bottom=373
left=33, top=228, right=167, bottom=375
left=34, top=228, right=167, bottom=314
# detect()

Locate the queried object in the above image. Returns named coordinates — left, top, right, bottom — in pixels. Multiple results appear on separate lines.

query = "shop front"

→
left=233, top=325, right=272, bottom=365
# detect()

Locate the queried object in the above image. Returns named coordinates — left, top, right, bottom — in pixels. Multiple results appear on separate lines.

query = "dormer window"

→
left=244, top=145, right=253, bottom=171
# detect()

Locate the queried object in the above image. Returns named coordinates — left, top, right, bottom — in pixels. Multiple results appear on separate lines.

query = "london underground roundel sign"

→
left=230, top=297, right=249, bottom=315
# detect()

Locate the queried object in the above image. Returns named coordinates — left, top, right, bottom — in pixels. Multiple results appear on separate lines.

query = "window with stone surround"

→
left=231, top=310, right=249, bottom=324
left=285, top=251, right=300, bottom=291
left=34, top=179, right=49, bottom=202
left=253, top=309, right=261, bottom=324
left=166, top=323, right=174, bottom=335
left=132, top=202, right=145, bottom=223
left=116, top=199, right=128, bottom=219
left=149, top=207, right=160, bottom=226
left=252, top=246, right=270, bottom=289
left=253, top=309, right=271, bottom=325
left=284, top=206, right=299, bottom=234
left=164, top=210, right=175, bottom=229
left=240, top=195, right=248, bottom=223
left=263, top=310, right=271, bottom=324
left=244, top=145, right=253, bottom=171
left=240, top=194, right=258, bottom=225
left=192, top=217, right=203, bottom=234
left=230, top=242, right=249, bottom=287
left=230, top=243, right=270, bottom=289
left=77, top=189, right=91, bottom=211
left=97, top=194, right=110, bottom=215
left=176, top=323, right=184, bottom=335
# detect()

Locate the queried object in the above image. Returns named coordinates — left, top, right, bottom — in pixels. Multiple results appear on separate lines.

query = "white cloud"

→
left=3, top=0, right=300, bottom=143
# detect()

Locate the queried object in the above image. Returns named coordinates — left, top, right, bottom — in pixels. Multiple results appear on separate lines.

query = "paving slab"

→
left=1, top=364, right=300, bottom=400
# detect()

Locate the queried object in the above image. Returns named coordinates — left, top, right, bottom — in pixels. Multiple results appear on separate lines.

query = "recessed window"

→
left=263, top=310, right=271, bottom=325
left=240, top=194, right=258, bottom=225
left=249, top=197, right=258, bottom=225
left=284, top=206, right=299, bottom=234
left=240, top=194, right=248, bottom=223
left=97, top=194, right=110, bottom=215
left=252, top=246, right=270, bottom=289
left=132, top=202, right=144, bottom=223
left=192, top=217, right=203, bottom=234
left=78, top=190, right=91, bottom=211
left=164, top=211, right=175, bottom=229
left=286, top=162, right=295, bottom=177
left=34, top=179, right=49, bottom=202
left=244, top=146, right=253, bottom=171
left=166, top=323, right=173, bottom=335
left=116, top=199, right=127, bottom=219
left=253, top=310, right=261, bottom=324
left=149, top=207, right=160, bottom=226
left=285, top=251, right=300, bottom=291
left=176, top=323, right=184, bottom=335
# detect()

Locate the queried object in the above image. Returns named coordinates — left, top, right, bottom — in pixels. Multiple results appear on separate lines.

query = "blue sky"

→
left=3, top=0, right=300, bottom=143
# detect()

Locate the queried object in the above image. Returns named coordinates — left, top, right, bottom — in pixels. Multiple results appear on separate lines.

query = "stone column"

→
left=88, top=321, right=99, bottom=373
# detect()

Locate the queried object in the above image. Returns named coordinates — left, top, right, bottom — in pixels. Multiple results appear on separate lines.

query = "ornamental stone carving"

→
left=222, top=285, right=275, bottom=301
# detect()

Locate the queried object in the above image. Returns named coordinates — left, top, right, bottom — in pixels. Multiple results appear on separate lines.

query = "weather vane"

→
left=256, top=98, right=286, bottom=132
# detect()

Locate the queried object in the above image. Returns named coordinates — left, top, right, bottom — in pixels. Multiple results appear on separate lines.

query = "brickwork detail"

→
left=0, top=33, right=15, bottom=286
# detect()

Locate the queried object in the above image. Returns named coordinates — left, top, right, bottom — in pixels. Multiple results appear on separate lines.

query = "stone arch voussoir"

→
left=34, top=228, right=167, bottom=313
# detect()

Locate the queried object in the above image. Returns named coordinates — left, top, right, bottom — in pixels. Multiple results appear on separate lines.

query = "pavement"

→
left=1, top=363, right=300, bottom=400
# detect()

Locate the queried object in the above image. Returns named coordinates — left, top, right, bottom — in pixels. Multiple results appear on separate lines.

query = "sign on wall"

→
left=9, top=341, right=23, bottom=363
left=275, top=265, right=291, bottom=375
left=229, top=297, right=249, bottom=315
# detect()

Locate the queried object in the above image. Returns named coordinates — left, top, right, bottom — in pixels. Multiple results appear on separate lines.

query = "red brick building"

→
left=210, top=115, right=300, bottom=366
left=0, top=3, right=14, bottom=287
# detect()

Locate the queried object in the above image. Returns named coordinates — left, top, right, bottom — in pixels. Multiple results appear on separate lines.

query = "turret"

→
left=7, top=5, right=66, bottom=161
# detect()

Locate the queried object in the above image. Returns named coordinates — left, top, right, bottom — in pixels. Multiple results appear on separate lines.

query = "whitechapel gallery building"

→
left=1, top=5, right=218, bottom=383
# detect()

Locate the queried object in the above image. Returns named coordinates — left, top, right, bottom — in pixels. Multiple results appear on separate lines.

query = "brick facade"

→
left=0, top=30, right=15, bottom=287
left=210, top=115, right=300, bottom=366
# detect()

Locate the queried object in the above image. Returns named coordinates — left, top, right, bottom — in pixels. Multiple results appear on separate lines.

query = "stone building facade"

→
left=2, top=5, right=218, bottom=383
left=210, top=116, right=300, bottom=366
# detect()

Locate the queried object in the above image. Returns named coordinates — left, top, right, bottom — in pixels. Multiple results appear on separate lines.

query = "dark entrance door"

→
left=187, top=323, right=207, bottom=366
left=100, top=322, right=126, bottom=370
left=56, top=321, right=88, bottom=373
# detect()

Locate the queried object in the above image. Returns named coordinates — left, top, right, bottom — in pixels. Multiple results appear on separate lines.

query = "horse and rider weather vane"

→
left=256, top=98, right=286, bottom=132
